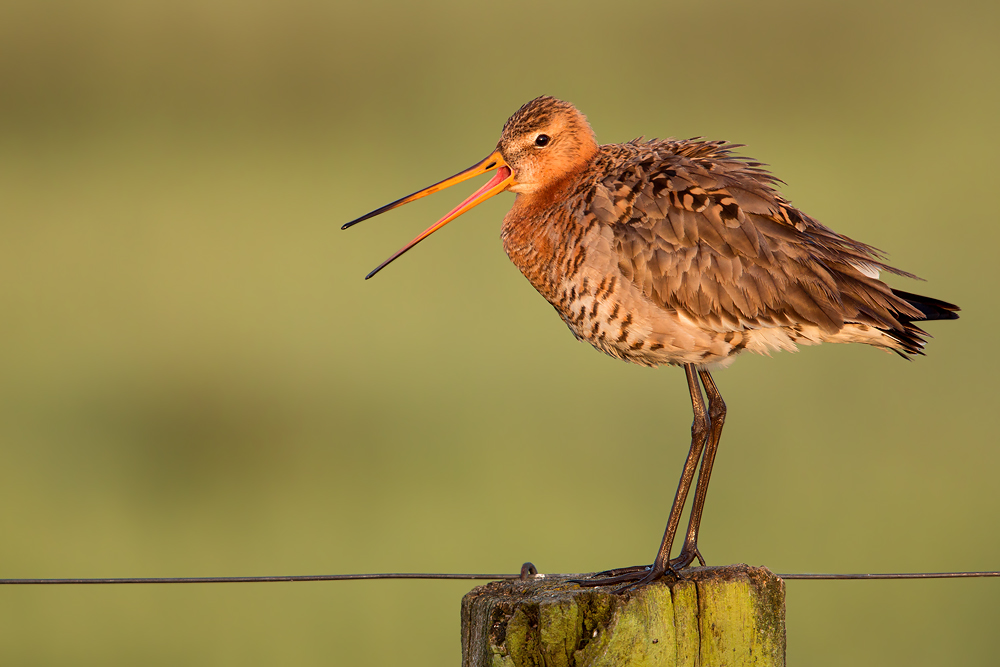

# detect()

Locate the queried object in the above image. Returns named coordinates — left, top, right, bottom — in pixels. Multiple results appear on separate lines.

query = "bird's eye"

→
left=534, top=134, right=551, bottom=147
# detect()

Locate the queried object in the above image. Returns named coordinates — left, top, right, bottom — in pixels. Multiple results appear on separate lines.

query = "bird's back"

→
left=501, top=138, right=958, bottom=368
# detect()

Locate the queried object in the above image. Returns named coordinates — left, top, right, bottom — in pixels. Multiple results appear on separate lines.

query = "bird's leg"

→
left=574, top=364, right=710, bottom=588
left=669, top=369, right=726, bottom=570
left=646, top=365, right=710, bottom=575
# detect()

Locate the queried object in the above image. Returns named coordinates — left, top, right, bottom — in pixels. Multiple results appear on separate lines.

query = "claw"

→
left=667, top=543, right=707, bottom=572
left=590, top=564, right=651, bottom=579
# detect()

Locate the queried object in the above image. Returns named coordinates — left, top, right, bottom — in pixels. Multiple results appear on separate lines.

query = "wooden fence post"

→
left=461, top=564, right=785, bottom=667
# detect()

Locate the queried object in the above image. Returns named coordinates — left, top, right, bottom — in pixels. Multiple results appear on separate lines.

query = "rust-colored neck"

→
left=501, top=150, right=597, bottom=302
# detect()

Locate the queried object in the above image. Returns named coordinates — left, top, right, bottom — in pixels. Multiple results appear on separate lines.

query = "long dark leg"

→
left=649, top=364, right=710, bottom=572
left=670, top=369, right=726, bottom=570
left=575, top=364, right=710, bottom=587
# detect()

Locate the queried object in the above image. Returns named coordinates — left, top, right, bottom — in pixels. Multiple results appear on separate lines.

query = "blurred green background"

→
left=1, top=0, right=997, bottom=664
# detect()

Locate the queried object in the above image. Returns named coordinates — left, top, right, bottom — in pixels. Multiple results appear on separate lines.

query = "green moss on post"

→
left=461, top=564, right=784, bottom=667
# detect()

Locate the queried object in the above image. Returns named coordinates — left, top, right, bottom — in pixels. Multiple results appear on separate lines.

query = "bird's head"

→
left=497, top=96, right=599, bottom=194
left=343, top=96, right=597, bottom=278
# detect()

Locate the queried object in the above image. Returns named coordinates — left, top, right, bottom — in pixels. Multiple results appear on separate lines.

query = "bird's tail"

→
left=884, top=289, right=960, bottom=357
left=892, top=289, right=961, bottom=322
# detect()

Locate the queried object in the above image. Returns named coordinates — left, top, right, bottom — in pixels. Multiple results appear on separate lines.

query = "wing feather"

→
left=592, top=139, right=921, bottom=334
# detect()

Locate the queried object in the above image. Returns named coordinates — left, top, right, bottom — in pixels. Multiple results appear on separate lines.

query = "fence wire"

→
left=2, top=567, right=998, bottom=585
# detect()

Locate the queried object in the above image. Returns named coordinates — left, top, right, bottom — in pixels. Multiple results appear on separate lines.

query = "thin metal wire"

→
left=0, top=570, right=997, bottom=585
left=776, top=571, right=1000, bottom=580
left=0, top=573, right=522, bottom=585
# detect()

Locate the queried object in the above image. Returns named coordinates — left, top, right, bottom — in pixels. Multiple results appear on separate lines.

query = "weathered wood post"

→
left=461, top=564, right=784, bottom=667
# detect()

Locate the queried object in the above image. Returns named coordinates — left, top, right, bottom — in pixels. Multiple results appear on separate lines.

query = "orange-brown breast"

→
left=501, top=171, right=706, bottom=367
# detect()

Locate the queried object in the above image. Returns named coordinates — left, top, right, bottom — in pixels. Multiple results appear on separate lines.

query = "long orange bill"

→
left=342, top=149, right=514, bottom=279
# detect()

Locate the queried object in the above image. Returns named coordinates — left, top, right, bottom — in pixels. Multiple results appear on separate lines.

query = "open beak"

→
left=343, top=148, right=514, bottom=279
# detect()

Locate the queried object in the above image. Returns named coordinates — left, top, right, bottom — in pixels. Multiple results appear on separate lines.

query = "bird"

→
left=343, top=96, right=959, bottom=589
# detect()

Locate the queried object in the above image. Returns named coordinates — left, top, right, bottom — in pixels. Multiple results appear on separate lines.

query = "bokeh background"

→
left=1, top=0, right=997, bottom=664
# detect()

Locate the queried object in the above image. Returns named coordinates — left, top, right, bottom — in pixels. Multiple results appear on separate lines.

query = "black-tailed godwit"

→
left=344, top=96, right=959, bottom=589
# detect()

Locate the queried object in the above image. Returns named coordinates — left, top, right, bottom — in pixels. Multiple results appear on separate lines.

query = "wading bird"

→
left=343, top=97, right=959, bottom=589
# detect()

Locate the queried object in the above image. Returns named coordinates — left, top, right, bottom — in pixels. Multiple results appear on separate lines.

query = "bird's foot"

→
left=571, top=545, right=706, bottom=594
left=580, top=564, right=651, bottom=579
left=571, top=562, right=679, bottom=594
left=668, top=544, right=706, bottom=571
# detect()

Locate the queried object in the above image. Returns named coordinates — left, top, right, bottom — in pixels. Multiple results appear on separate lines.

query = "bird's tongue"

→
left=492, top=165, right=512, bottom=185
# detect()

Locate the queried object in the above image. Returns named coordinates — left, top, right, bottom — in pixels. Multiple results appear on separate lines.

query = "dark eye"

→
left=534, top=134, right=550, bottom=147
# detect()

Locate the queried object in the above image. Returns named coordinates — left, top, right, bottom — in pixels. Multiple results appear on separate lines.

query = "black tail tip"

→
left=892, top=289, right=960, bottom=322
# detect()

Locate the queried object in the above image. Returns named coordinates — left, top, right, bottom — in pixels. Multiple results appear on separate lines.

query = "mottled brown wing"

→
left=588, top=140, right=921, bottom=334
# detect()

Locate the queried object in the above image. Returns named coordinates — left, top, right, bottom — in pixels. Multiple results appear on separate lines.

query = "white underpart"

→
left=744, top=327, right=810, bottom=355
left=848, top=260, right=881, bottom=279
